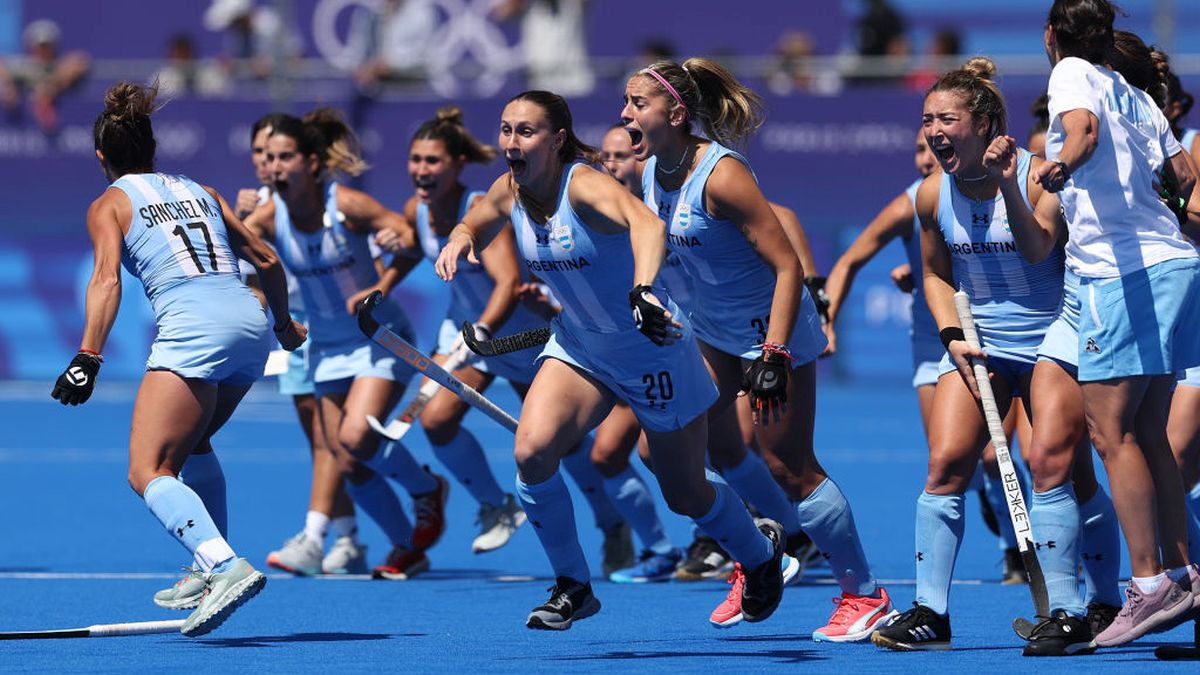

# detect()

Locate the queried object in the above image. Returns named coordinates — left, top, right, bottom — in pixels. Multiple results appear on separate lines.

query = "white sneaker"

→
left=265, top=532, right=323, bottom=576
left=154, top=567, right=206, bottom=609
left=473, top=493, right=527, bottom=553
left=322, top=536, right=368, bottom=575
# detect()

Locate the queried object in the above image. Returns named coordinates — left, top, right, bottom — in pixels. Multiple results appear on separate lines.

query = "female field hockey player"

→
left=622, top=58, right=890, bottom=641
left=53, top=82, right=306, bottom=636
left=242, top=109, right=447, bottom=580
left=234, top=113, right=369, bottom=577
left=436, top=90, right=786, bottom=630
left=402, top=106, right=637, bottom=563
left=869, top=56, right=1116, bottom=655
left=1036, top=0, right=1199, bottom=646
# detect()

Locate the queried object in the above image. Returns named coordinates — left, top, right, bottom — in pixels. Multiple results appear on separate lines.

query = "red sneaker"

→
left=372, top=545, right=429, bottom=580
left=812, top=587, right=896, bottom=642
left=709, top=563, right=746, bottom=628
left=411, top=471, right=449, bottom=551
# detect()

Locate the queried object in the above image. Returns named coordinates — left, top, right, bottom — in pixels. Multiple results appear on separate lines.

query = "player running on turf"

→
left=622, top=58, right=891, bottom=641
left=436, top=90, right=786, bottom=631
left=53, top=81, right=306, bottom=636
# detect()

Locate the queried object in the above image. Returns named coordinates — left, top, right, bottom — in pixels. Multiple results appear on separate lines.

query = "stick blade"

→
left=0, top=628, right=90, bottom=640
left=356, top=290, right=383, bottom=337
left=1019, top=540, right=1051, bottom=616
left=262, top=349, right=290, bottom=377
left=365, top=414, right=409, bottom=441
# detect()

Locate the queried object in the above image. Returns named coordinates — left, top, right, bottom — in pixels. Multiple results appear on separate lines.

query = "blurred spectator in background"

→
left=1027, top=94, right=1050, bottom=158
left=766, top=30, right=842, bottom=96
left=904, top=27, right=960, bottom=92
left=632, top=38, right=674, bottom=71
left=493, top=0, right=595, bottom=97
left=852, top=0, right=907, bottom=85
left=353, top=0, right=436, bottom=94
left=153, top=34, right=233, bottom=99
left=203, top=0, right=302, bottom=81
left=0, top=19, right=90, bottom=131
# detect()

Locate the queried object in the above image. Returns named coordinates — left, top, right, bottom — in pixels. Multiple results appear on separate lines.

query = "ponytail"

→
left=94, top=81, right=159, bottom=175
left=412, top=105, right=497, bottom=164
left=638, top=57, right=765, bottom=147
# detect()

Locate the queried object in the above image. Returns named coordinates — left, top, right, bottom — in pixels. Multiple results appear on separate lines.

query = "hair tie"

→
left=640, top=68, right=688, bottom=116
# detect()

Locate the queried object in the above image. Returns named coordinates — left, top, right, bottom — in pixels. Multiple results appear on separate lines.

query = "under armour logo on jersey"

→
left=916, top=552, right=924, bottom=561
left=1035, top=540, right=1056, bottom=551
left=658, top=200, right=671, bottom=218
left=535, top=230, right=550, bottom=247
left=66, top=366, right=89, bottom=386
left=175, top=519, right=195, bottom=537
left=971, top=212, right=990, bottom=225
left=307, top=242, right=324, bottom=255
left=1085, top=338, right=1101, bottom=354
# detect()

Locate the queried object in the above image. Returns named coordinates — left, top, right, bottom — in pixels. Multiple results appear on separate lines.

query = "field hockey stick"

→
left=954, top=289, right=1050, bottom=619
left=461, top=321, right=551, bottom=357
left=262, top=349, right=290, bottom=377
left=0, top=619, right=185, bottom=640
left=357, top=291, right=517, bottom=433
left=366, top=340, right=474, bottom=441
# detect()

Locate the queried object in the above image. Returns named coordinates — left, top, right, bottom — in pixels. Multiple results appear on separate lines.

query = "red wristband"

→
left=79, top=347, right=101, bottom=357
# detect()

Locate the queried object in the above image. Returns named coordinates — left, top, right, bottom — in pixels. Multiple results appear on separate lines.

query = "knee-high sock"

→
left=366, top=439, right=438, bottom=495
left=795, top=478, right=877, bottom=596
left=603, top=465, right=672, bottom=554
left=1187, top=483, right=1200, bottom=564
left=180, top=451, right=227, bottom=540
left=430, top=428, right=505, bottom=507
left=560, top=438, right=623, bottom=531
left=1031, top=484, right=1086, bottom=617
left=694, top=479, right=773, bottom=568
left=345, top=473, right=413, bottom=548
left=143, top=476, right=235, bottom=573
left=721, top=450, right=804, bottom=536
left=1079, top=487, right=1122, bottom=607
left=982, top=470, right=1019, bottom=550
left=914, top=491, right=964, bottom=616
left=516, top=472, right=589, bottom=583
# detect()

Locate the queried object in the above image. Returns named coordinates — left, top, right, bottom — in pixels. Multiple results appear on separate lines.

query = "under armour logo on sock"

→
left=175, top=519, right=195, bottom=537
left=1085, top=338, right=1101, bottom=354
left=1035, top=540, right=1056, bottom=551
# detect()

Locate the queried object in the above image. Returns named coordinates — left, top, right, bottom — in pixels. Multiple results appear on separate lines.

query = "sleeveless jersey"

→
left=112, top=173, right=239, bottom=308
left=272, top=181, right=395, bottom=348
left=416, top=189, right=544, bottom=335
left=512, top=163, right=672, bottom=334
left=935, top=149, right=1064, bottom=360
left=903, top=178, right=939, bottom=346
left=644, top=142, right=825, bottom=361
left=1182, top=129, right=1198, bottom=157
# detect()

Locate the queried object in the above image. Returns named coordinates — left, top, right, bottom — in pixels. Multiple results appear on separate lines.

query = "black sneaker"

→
left=674, top=535, right=734, bottom=581
left=525, top=577, right=601, bottom=630
left=1086, top=601, right=1120, bottom=637
left=1022, top=609, right=1096, bottom=656
left=740, top=518, right=785, bottom=623
left=871, top=603, right=952, bottom=651
left=1002, top=547, right=1028, bottom=585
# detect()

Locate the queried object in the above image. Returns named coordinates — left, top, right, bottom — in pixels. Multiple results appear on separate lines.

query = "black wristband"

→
left=1054, top=161, right=1071, bottom=181
left=939, top=327, right=966, bottom=349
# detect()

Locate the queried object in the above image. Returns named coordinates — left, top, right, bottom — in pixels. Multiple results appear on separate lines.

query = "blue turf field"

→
left=1, top=380, right=1197, bottom=672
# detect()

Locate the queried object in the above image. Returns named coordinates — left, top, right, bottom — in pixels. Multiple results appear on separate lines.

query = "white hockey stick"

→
left=0, top=619, right=185, bottom=640
left=954, top=289, right=1049, bottom=618
left=358, top=292, right=518, bottom=434
left=262, top=349, right=290, bottom=377
left=366, top=341, right=474, bottom=440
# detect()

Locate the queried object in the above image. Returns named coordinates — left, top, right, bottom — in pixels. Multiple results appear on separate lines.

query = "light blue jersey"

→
left=644, top=142, right=826, bottom=363
left=1182, top=128, right=1198, bottom=156
left=271, top=181, right=414, bottom=389
left=511, top=162, right=717, bottom=431
left=658, top=252, right=695, bottom=310
left=111, top=173, right=269, bottom=383
left=416, top=187, right=544, bottom=383
left=904, top=177, right=943, bottom=386
left=935, top=150, right=1064, bottom=367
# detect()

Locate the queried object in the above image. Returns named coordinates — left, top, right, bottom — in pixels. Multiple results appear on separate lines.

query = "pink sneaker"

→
left=709, top=564, right=746, bottom=628
left=812, top=587, right=897, bottom=642
left=1094, top=575, right=1192, bottom=647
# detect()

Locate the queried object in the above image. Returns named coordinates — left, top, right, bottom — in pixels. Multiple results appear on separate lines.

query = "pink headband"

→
left=640, top=67, right=688, bottom=116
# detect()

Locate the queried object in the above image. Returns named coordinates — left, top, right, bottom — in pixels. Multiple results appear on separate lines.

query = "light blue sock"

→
left=1187, top=483, right=1200, bottom=564
left=430, top=428, right=505, bottom=507
left=721, top=450, right=804, bottom=536
left=982, top=470, right=1019, bottom=550
left=795, top=478, right=877, bottom=596
left=345, top=473, right=413, bottom=548
left=367, top=439, right=438, bottom=495
left=180, top=450, right=227, bottom=539
left=516, top=471, right=589, bottom=583
left=1031, top=484, right=1086, bottom=617
left=143, top=476, right=234, bottom=573
left=694, top=479, right=773, bottom=569
left=913, top=491, right=964, bottom=616
left=560, top=438, right=624, bottom=531
left=1079, top=487, right=1122, bottom=607
left=603, top=466, right=673, bottom=554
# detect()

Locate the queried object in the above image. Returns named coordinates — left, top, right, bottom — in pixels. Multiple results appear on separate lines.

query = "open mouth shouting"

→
left=625, top=127, right=645, bottom=157
left=506, top=156, right=528, bottom=178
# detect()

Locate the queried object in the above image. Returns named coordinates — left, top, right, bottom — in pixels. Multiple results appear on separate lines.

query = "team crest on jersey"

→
left=674, top=203, right=693, bottom=231
left=550, top=217, right=574, bottom=251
